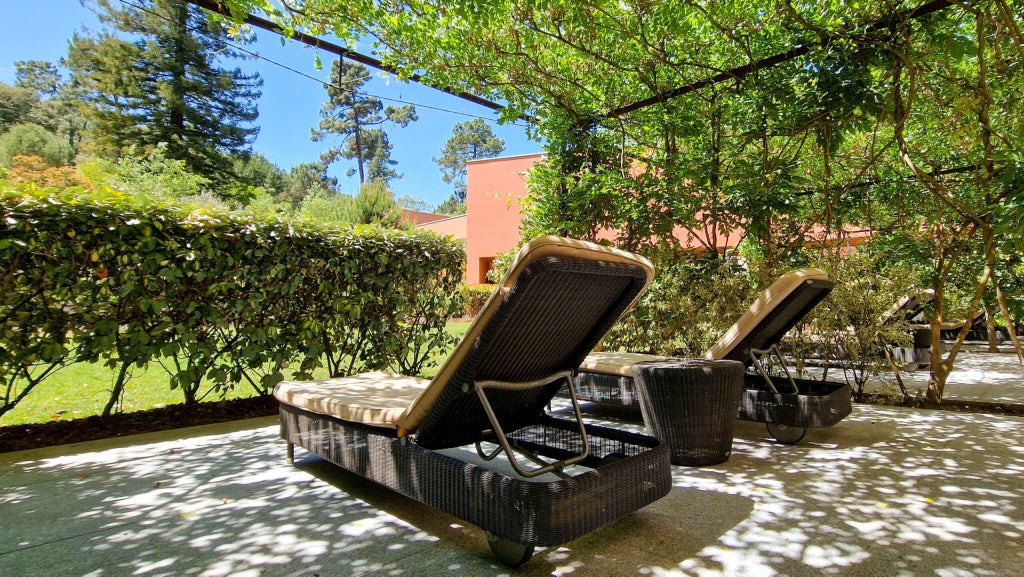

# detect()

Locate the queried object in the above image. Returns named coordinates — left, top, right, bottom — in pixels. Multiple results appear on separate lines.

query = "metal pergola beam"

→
left=187, top=0, right=509, bottom=114
left=603, top=0, right=957, bottom=120
left=189, top=0, right=960, bottom=125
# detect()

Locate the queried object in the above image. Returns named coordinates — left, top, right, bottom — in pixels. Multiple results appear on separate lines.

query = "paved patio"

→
left=2, top=351, right=1023, bottom=576
left=865, top=347, right=1024, bottom=405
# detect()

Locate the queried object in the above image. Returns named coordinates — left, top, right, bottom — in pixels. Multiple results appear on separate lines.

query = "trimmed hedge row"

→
left=0, top=183, right=465, bottom=419
left=459, top=284, right=494, bottom=318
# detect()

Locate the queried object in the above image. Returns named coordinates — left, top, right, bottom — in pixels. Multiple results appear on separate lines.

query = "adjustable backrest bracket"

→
left=473, top=370, right=590, bottom=478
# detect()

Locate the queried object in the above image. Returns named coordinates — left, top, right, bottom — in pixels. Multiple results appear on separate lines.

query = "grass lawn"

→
left=1, top=321, right=472, bottom=427
left=0, top=362, right=259, bottom=427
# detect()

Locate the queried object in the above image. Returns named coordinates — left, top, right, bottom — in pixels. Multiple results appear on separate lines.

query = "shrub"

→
left=4, top=155, right=87, bottom=189
left=485, top=249, right=517, bottom=283
left=794, top=250, right=917, bottom=397
left=0, top=123, right=74, bottom=167
left=0, top=183, right=464, bottom=418
left=352, top=179, right=402, bottom=226
left=297, top=184, right=356, bottom=223
left=460, top=284, right=494, bottom=318
left=78, top=145, right=210, bottom=201
left=604, top=253, right=755, bottom=356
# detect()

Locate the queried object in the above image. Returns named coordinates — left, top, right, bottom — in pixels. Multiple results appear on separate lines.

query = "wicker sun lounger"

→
left=880, top=288, right=988, bottom=370
left=577, top=268, right=852, bottom=444
left=882, top=289, right=936, bottom=371
left=274, top=236, right=672, bottom=566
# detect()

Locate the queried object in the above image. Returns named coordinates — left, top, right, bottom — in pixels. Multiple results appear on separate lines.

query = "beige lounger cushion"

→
left=580, top=351, right=669, bottom=377
left=909, top=321, right=969, bottom=331
left=880, top=288, right=934, bottom=324
left=274, top=372, right=428, bottom=428
left=580, top=268, right=828, bottom=376
left=704, top=268, right=828, bottom=361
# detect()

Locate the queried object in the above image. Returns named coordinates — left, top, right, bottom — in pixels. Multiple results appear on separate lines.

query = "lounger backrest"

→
left=704, top=268, right=833, bottom=366
left=880, top=288, right=934, bottom=325
left=398, top=236, right=654, bottom=448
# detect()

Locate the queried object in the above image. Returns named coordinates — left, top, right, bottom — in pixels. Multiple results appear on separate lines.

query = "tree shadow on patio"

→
left=2, top=404, right=1022, bottom=576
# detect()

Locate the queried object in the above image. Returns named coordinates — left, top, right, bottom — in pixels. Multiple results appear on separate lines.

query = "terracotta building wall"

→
left=417, top=214, right=468, bottom=239
left=419, top=151, right=871, bottom=284
left=464, top=153, right=545, bottom=284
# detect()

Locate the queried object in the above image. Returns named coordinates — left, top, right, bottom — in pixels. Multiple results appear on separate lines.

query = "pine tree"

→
left=280, top=161, right=338, bottom=205
left=15, top=60, right=88, bottom=155
left=434, top=118, right=505, bottom=202
left=66, top=0, right=261, bottom=182
left=0, top=84, right=35, bottom=133
left=14, top=61, right=62, bottom=98
left=356, top=129, right=402, bottom=183
left=312, top=59, right=416, bottom=184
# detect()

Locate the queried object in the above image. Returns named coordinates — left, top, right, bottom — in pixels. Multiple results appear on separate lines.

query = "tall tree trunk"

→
left=354, top=114, right=365, bottom=184
left=984, top=308, right=999, bottom=353
left=167, top=0, right=188, bottom=132
left=927, top=226, right=995, bottom=402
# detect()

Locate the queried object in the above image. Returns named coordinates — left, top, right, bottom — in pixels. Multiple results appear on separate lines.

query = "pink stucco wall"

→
left=418, top=151, right=871, bottom=284
left=417, top=214, right=467, bottom=239
left=464, top=153, right=544, bottom=284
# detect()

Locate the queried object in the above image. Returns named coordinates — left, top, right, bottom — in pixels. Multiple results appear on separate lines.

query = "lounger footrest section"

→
left=739, top=374, right=852, bottom=429
left=279, top=404, right=671, bottom=548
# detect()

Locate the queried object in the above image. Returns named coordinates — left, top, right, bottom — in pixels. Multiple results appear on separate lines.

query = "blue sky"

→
left=0, top=0, right=542, bottom=209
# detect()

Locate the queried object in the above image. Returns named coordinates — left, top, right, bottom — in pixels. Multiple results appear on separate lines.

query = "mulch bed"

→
left=0, top=396, right=279, bottom=454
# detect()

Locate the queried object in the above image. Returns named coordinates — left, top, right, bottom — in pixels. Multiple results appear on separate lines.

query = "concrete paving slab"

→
left=790, top=349, right=1024, bottom=405
left=2, top=403, right=1022, bottom=576
left=873, top=350, right=1024, bottom=404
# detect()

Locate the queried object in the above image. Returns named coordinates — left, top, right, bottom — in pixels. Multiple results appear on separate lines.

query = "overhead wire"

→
left=112, top=0, right=529, bottom=127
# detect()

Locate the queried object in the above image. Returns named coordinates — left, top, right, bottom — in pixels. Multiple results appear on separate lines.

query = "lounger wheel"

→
left=486, top=531, right=534, bottom=567
left=766, top=422, right=806, bottom=444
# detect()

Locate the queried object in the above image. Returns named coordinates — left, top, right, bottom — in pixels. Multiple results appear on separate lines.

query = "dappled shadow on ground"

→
left=2, top=424, right=445, bottom=576
left=0, top=420, right=748, bottom=576
left=1, top=405, right=1022, bottom=576
left=662, top=406, right=1024, bottom=576
left=296, top=455, right=754, bottom=575
left=864, top=350, right=1024, bottom=405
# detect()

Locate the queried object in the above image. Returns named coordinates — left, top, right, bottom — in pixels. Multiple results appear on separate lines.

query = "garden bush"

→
left=790, top=249, right=917, bottom=397
left=459, top=284, right=494, bottom=318
left=0, top=123, right=74, bottom=168
left=0, top=182, right=464, bottom=420
left=602, top=245, right=919, bottom=395
left=485, top=249, right=517, bottom=283
left=603, top=253, right=756, bottom=356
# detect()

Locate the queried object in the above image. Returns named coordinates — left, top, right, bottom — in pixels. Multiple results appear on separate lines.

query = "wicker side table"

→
left=632, top=359, right=745, bottom=466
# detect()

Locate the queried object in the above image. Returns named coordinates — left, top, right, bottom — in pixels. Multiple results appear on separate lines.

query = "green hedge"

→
left=0, top=183, right=464, bottom=420
left=459, top=284, right=494, bottom=318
